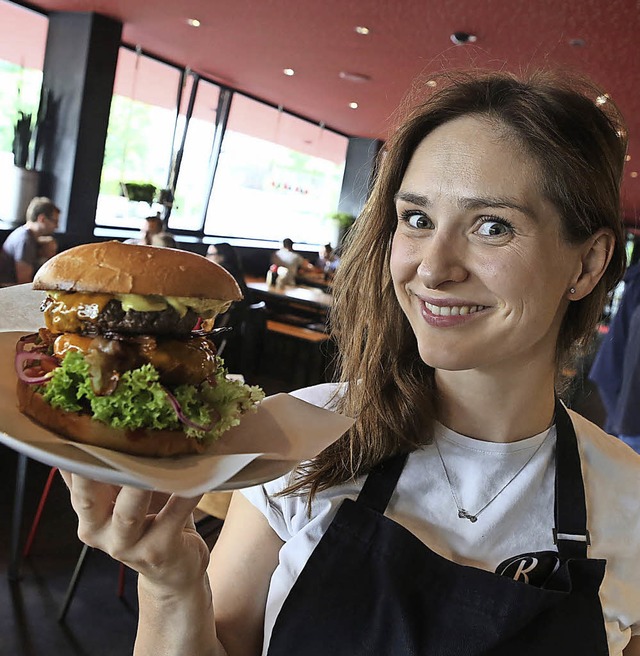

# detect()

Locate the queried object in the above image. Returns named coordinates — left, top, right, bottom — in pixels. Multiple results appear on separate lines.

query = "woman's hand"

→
left=60, top=472, right=209, bottom=593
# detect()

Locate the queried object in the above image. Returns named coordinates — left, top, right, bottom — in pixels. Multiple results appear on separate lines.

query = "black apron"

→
left=267, top=401, right=609, bottom=655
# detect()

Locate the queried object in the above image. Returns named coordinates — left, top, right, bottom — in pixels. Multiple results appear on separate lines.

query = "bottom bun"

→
left=17, top=381, right=206, bottom=457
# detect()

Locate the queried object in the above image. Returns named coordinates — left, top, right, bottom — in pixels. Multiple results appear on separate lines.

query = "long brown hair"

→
left=285, top=70, right=628, bottom=500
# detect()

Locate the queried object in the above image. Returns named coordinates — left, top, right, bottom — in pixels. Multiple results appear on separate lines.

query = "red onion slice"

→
left=15, top=351, right=59, bottom=384
left=164, top=388, right=218, bottom=432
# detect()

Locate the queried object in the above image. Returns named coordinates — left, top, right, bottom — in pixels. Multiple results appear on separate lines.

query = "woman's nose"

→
left=416, top=233, right=468, bottom=289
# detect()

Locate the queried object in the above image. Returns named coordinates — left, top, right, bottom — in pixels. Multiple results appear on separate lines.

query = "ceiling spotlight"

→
left=339, top=71, right=371, bottom=83
left=631, top=171, right=638, bottom=178
left=283, top=68, right=295, bottom=76
left=596, top=94, right=610, bottom=105
left=349, top=102, right=359, bottom=109
left=355, top=26, right=370, bottom=35
left=186, top=18, right=201, bottom=27
left=626, top=155, right=632, bottom=162
left=426, top=79, right=437, bottom=88
left=450, top=31, right=477, bottom=45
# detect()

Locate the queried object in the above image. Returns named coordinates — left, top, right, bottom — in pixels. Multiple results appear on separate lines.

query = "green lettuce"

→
left=40, top=351, right=264, bottom=444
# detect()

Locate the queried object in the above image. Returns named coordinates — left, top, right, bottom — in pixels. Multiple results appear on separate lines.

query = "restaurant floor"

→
left=0, top=371, right=605, bottom=656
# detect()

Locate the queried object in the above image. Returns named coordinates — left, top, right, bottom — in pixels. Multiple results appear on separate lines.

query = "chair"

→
left=18, top=465, right=230, bottom=622
left=263, top=319, right=334, bottom=389
left=15, top=464, right=127, bottom=621
left=215, top=300, right=267, bottom=376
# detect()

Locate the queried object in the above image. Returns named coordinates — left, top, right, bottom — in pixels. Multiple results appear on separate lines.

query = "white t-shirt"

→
left=242, top=383, right=640, bottom=656
left=272, top=248, right=303, bottom=270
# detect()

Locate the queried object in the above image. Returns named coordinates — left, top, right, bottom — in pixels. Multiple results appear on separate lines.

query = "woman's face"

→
left=390, top=115, right=586, bottom=375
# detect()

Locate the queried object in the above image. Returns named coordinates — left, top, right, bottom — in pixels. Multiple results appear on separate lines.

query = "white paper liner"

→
left=0, top=286, right=354, bottom=494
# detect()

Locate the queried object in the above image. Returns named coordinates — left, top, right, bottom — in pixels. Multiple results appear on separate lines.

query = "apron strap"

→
left=356, top=452, right=409, bottom=513
left=553, top=398, right=590, bottom=560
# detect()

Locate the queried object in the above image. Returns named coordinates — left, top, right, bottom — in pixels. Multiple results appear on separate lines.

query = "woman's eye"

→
left=400, top=210, right=432, bottom=229
left=476, top=218, right=514, bottom=237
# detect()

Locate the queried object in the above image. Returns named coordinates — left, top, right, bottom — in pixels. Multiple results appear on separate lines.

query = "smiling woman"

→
left=61, top=70, right=640, bottom=656
left=390, top=114, right=610, bottom=378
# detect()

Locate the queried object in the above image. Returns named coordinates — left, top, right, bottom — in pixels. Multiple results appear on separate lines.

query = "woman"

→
left=62, top=71, right=640, bottom=655
left=206, top=242, right=249, bottom=298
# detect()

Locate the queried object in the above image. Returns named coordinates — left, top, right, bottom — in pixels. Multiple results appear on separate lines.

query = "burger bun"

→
left=33, top=240, right=242, bottom=302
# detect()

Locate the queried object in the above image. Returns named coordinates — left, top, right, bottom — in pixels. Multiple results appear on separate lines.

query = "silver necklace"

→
left=434, top=431, right=551, bottom=523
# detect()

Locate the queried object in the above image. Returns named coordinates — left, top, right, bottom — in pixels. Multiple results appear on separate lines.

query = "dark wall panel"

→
left=41, top=12, right=121, bottom=247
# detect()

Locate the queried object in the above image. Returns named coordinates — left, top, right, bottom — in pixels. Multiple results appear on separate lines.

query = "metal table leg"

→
left=8, top=453, right=28, bottom=581
left=58, top=543, right=91, bottom=622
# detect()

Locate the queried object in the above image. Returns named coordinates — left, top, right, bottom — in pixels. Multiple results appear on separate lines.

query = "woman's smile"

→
left=419, top=295, right=491, bottom=326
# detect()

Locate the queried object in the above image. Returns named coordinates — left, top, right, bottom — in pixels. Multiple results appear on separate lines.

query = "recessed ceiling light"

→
left=596, top=94, right=610, bottom=105
left=349, top=102, right=359, bottom=109
left=283, top=68, right=295, bottom=76
left=186, top=18, right=201, bottom=27
left=626, top=155, right=632, bottom=162
left=339, top=71, right=371, bottom=83
left=426, top=80, right=437, bottom=87
left=631, top=171, right=638, bottom=178
left=355, top=26, right=370, bottom=35
left=450, top=32, right=477, bottom=45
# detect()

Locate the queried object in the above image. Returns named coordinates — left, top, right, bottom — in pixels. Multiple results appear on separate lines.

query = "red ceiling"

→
left=13, top=0, right=640, bottom=223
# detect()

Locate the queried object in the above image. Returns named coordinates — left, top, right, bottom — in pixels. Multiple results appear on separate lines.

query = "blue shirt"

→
left=589, top=262, right=640, bottom=436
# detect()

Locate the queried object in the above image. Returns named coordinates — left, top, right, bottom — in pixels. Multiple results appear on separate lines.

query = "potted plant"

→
left=12, top=111, right=32, bottom=169
left=6, top=86, right=53, bottom=225
left=120, top=181, right=157, bottom=205
left=328, top=211, right=356, bottom=246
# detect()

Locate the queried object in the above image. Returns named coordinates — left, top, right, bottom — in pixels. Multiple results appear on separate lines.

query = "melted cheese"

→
left=44, top=291, right=232, bottom=333
left=53, top=333, right=95, bottom=357
left=45, top=292, right=112, bottom=333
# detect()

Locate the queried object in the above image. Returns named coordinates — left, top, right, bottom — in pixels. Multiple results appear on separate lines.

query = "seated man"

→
left=271, top=238, right=312, bottom=285
left=124, top=215, right=164, bottom=245
left=0, top=196, right=60, bottom=285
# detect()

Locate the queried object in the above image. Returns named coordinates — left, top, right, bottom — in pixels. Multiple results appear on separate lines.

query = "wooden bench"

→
left=263, top=320, right=333, bottom=388
left=266, top=320, right=329, bottom=343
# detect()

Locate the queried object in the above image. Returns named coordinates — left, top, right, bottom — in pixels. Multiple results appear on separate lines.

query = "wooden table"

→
left=246, top=280, right=332, bottom=310
left=246, top=279, right=334, bottom=387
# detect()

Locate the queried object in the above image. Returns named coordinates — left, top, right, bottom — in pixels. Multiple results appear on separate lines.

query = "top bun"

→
left=34, top=241, right=243, bottom=301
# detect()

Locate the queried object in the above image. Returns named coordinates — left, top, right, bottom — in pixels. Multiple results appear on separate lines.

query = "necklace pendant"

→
left=458, top=509, right=478, bottom=523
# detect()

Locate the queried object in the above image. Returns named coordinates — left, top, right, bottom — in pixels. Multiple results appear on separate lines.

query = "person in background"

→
left=207, top=242, right=249, bottom=298
left=316, top=242, right=340, bottom=279
left=589, top=259, right=640, bottom=452
left=60, top=71, right=640, bottom=655
left=271, top=237, right=303, bottom=270
left=124, top=215, right=165, bottom=246
left=271, top=237, right=313, bottom=284
left=0, top=196, right=60, bottom=285
left=36, top=235, right=58, bottom=268
left=150, top=232, right=178, bottom=249
left=206, top=242, right=253, bottom=369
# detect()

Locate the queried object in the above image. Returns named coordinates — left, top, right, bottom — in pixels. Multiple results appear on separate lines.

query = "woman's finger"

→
left=153, top=494, right=204, bottom=535
left=109, top=486, right=154, bottom=549
left=67, top=474, right=121, bottom=534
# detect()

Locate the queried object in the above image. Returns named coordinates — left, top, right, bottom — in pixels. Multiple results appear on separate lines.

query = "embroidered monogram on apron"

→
left=267, top=400, right=609, bottom=655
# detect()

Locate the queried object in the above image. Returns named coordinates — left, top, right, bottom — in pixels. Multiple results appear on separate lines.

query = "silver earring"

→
left=569, top=287, right=576, bottom=294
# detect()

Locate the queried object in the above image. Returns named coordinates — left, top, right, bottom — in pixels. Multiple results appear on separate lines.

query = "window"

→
left=0, top=1, right=46, bottom=172
left=204, top=94, right=348, bottom=248
left=167, top=78, right=220, bottom=232
left=96, top=47, right=182, bottom=230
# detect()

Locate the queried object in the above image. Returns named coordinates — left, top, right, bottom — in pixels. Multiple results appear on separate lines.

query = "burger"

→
left=14, top=240, right=264, bottom=457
